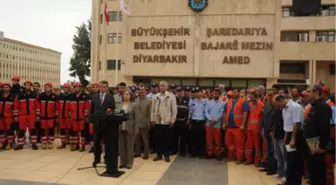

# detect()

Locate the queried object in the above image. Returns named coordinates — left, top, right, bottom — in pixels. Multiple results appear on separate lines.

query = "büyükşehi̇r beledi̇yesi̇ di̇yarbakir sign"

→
left=131, top=27, right=273, bottom=65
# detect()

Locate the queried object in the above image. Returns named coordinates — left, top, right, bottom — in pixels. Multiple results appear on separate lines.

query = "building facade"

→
left=0, top=33, right=61, bottom=87
left=91, top=0, right=335, bottom=91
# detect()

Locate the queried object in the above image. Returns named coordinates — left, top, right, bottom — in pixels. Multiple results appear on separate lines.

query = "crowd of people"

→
left=0, top=76, right=335, bottom=185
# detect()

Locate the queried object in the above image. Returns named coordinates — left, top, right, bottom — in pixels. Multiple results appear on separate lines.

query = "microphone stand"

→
left=77, top=111, right=106, bottom=175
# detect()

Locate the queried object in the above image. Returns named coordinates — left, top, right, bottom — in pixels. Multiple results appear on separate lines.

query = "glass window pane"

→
left=215, top=79, right=230, bottom=86
left=182, top=79, right=196, bottom=86
left=248, top=80, right=265, bottom=89
left=165, top=79, right=180, bottom=85
left=199, top=79, right=213, bottom=86
left=231, top=80, right=247, bottom=88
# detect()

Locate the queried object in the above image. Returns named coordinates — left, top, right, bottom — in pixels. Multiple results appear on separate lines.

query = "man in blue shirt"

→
left=205, top=88, right=225, bottom=160
left=223, top=89, right=249, bottom=164
left=188, top=87, right=207, bottom=158
left=146, top=83, right=158, bottom=99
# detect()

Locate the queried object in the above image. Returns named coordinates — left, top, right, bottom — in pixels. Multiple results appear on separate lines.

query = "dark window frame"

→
left=330, top=64, right=336, bottom=75
left=281, top=31, right=309, bottom=42
left=280, top=63, right=306, bottom=74
left=108, top=11, right=122, bottom=22
left=316, top=31, right=336, bottom=42
left=107, top=33, right=122, bottom=44
left=107, top=60, right=121, bottom=70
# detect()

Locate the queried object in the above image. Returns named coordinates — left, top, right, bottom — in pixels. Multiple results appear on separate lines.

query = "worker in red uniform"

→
left=69, top=82, right=89, bottom=152
left=38, top=82, right=58, bottom=149
left=57, top=83, right=71, bottom=149
left=15, top=80, right=39, bottom=150
left=244, top=91, right=264, bottom=167
left=0, top=82, right=18, bottom=150
left=223, top=88, right=249, bottom=164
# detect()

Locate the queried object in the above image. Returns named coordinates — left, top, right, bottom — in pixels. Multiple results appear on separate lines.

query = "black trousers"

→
left=93, top=118, right=120, bottom=173
left=265, top=135, right=277, bottom=173
left=285, top=131, right=304, bottom=185
left=149, top=127, right=156, bottom=153
left=155, top=124, right=170, bottom=158
left=172, top=120, right=189, bottom=156
left=191, top=120, right=206, bottom=157
left=306, top=153, right=326, bottom=185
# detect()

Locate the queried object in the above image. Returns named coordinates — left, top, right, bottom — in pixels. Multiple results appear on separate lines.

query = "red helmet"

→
left=45, top=82, right=53, bottom=87
left=24, top=80, right=32, bottom=85
left=12, top=76, right=20, bottom=81
left=63, top=83, right=71, bottom=88
left=92, top=82, right=100, bottom=87
left=322, top=87, right=331, bottom=96
left=1, top=82, right=11, bottom=88
left=73, top=82, right=81, bottom=87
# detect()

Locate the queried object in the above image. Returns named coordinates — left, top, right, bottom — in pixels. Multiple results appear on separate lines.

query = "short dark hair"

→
left=118, top=82, right=126, bottom=87
left=138, top=83, right=145, bottom=88
left=274, top=94, right=286, bottom=102
left=213, top=88, right=221, bottom=94
left=100, top=80, right=108, bottom=87
left=312, top=84, right=322, bottom=96
left=249, top=91, right=257, bottom=97
left=33, top=82, right=40, bottom=87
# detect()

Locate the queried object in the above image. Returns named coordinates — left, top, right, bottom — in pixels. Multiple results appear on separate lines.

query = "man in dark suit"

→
left=90, top=81, right=116, bottom=176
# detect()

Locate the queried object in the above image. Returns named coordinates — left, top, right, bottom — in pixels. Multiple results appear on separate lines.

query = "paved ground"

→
left=0, top=141, right=288, bottom=185
left=157, top=156, right=228, bottom=185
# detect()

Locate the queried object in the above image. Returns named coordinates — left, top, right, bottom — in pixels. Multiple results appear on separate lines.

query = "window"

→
left=107, top=33, right=122, bottom=43
left=231, top=79, right=247, bottom=88
left=316, top=31, right=336, bottom=42
left=100, top=14, right=103, bottom=24
left=199, top=79, right=213, bottom=86
left=320, top=5, right=336, bottom=16
left=330, top=64, right=335, bottom=75
left=107, top=60, right=121, bottom=70
left=280, top=63, right=305, bottom=74
left=281, top=31, right=309, bottom=41
left=98, top=61, right=101, bottom=71
left=108, top=11, right=122, bottom=22
left=99, top=35, right=102, bottom=45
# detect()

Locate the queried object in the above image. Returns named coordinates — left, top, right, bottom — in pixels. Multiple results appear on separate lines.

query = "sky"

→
left=0, top=0, right=91, bottom=83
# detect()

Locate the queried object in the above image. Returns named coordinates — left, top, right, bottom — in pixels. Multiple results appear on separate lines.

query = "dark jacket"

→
left=176, top=96, right=190, bottom=121
left=89, top=93, right=115, bottom=124
left=304, top=98, right=331, bottom=150
left=272, top=109, right=284, bottom=139
left=261, top=99, right=275, bottom=137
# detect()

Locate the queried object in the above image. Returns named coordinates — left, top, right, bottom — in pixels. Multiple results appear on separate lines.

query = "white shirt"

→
left=282, top=99, right=304, bottom=132
left=100, top=92, right=106, bottom=103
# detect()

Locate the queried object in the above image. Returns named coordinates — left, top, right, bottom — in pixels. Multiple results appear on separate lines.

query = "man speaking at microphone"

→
left=90, top=81, right=116, bottom=177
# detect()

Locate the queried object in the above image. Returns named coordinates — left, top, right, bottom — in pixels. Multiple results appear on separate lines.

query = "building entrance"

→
left=133, top=77, right=266, bottom=89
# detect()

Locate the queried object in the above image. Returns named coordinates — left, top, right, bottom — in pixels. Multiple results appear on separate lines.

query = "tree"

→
left=69, top=20, right=91, bottom=87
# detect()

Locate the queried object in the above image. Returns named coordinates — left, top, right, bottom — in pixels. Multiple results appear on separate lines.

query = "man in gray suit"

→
left=134, top=84, right=151, bottom=159
left=90, top=81, right=115, bottom=174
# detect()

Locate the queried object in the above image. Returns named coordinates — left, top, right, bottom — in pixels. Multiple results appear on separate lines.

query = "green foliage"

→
left=69, top=19, right=91, bottom=87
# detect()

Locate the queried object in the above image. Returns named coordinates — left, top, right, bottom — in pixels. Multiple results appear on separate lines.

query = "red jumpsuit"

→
left=0, top=94, right=18, bottom=146
left=17, top=91, right=39, bottom=146
left=244, top=100, right=264, bottom=164
left=225, top=98, right=247, bottom=161
left=69, top=93, right=89, bottom=148
left=57, top=93, right=71, bottom=146
left=38, top=92, right=57, bottom=145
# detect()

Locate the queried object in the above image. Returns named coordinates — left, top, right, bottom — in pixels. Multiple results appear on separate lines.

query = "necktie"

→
left=100, top=94, right=104, bottom=105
